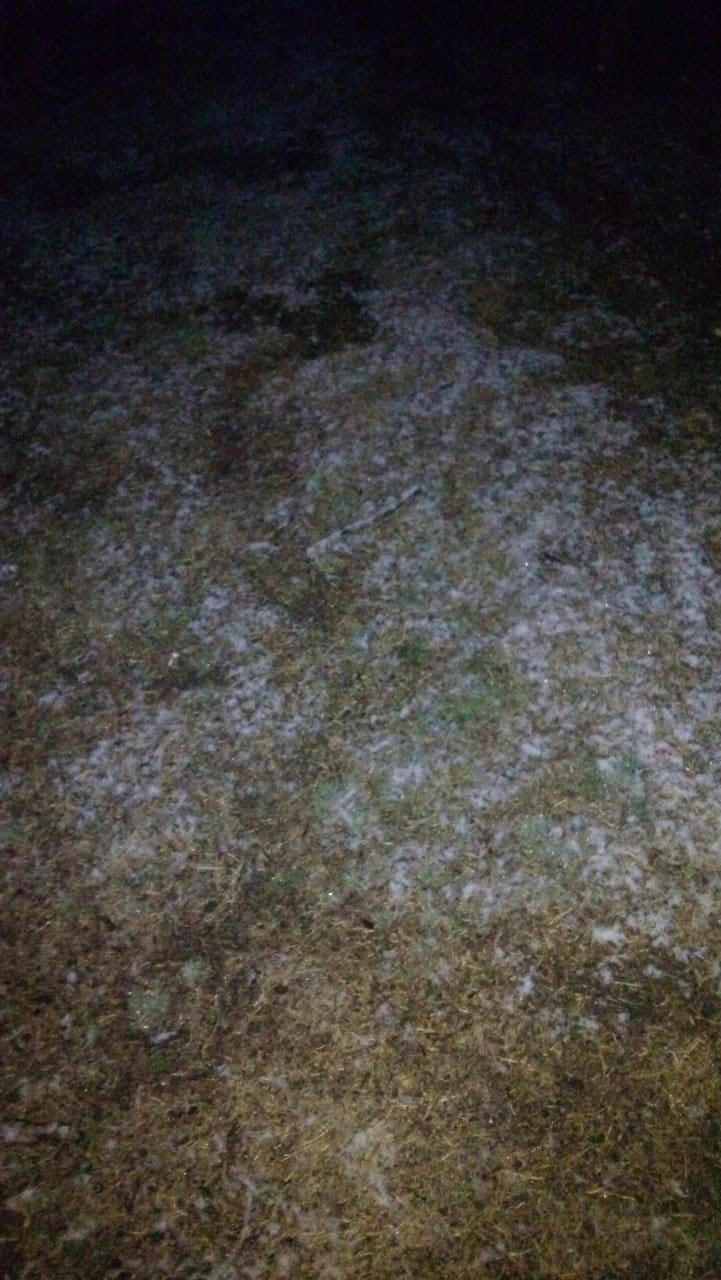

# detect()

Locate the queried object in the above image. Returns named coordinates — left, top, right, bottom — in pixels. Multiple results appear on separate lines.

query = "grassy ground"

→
left=2, top=21, right=721, bottom=1279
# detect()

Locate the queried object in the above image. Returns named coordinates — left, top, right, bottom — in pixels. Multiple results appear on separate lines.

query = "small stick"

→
left=307, top=484, right=423, bottom=559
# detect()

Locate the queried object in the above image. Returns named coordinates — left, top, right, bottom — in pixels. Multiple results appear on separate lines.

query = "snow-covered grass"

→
left=3, top=26, right=721, bottom=1280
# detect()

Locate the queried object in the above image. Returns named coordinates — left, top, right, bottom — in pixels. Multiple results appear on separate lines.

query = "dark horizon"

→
left=2, top=0, right=720, bottom=127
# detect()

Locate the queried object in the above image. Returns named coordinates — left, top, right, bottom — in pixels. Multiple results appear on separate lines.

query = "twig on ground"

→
left=306, top=484, right=423, bottom=559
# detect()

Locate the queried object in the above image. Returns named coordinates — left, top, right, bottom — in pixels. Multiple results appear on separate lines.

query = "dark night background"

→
left=1, top=0, right=720, bottom=130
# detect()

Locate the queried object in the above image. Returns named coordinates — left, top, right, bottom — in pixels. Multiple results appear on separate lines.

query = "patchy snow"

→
left=5, top=17, right=721, bottom=1276
left=3, top=22, right=721, bottom=986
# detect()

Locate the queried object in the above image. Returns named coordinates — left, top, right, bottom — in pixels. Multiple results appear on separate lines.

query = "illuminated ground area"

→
left=2, top=16, right=721, bottom=1278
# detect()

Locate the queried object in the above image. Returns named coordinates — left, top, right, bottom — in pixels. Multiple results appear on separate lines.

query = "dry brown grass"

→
left=3, top=802, right=721, bottom=1279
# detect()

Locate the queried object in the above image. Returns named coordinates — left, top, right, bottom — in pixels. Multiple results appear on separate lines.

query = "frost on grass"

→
left=4, top=22, right=721, bottom=1280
